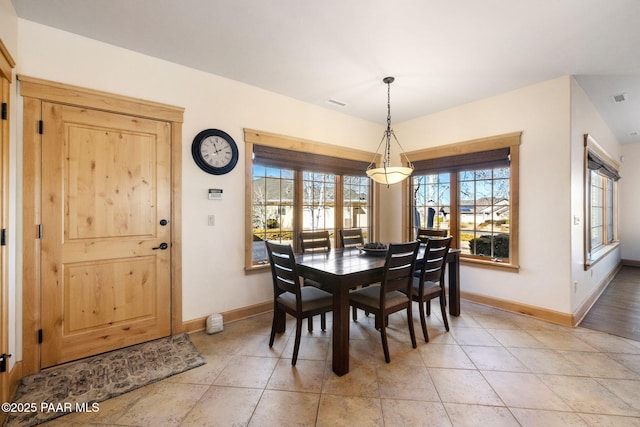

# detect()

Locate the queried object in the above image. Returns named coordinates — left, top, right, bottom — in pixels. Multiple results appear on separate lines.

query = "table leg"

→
left=448, top=254, right=460, bottom=316
left=332, top=283, right=350, bottom=376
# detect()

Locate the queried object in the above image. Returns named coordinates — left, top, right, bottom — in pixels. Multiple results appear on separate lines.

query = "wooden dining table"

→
left=293, top=246, right=461, bottom=376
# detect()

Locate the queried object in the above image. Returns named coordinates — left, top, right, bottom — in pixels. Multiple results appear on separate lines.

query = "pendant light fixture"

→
left=366, top=76, right=414, bottom=186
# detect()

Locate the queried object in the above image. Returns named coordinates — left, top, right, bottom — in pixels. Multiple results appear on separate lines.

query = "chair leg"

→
left=321, top=313, right=326, bottom=331
left=361, top=285, right=370, bottom=317
left=269, top=311, right=278, bottom=347
left=418, top=300, right=429, bottom=342
left=292, top=318, right=303, bottom=366
left=308, top=317, right=313, bottom=332
left=380, top=318, right=391, bottom=363
left=352, top=306, right=358, bottom=321
left=407, top=306, right=417, bottom=349
left=442, top=279, right=447, bottom=306
left=440, top=296, right=450, bottom=332
left=426, top=300, right=431, bottom=316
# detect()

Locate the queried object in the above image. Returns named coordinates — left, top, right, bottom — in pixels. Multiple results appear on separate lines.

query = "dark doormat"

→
left=3, top=333, right=206, bottom=427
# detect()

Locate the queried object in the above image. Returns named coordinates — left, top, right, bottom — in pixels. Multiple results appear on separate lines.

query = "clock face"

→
left=192, top=129, right=239, bottom=175
left=200, top=135, right=233, bottom=168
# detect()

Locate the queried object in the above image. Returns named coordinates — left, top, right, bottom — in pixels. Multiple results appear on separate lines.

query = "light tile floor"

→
left=43, top=300, right=640, bottom=426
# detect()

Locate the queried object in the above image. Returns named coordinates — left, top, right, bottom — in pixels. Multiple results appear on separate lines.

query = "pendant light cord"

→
left=366, top=76, right=414, bottom=184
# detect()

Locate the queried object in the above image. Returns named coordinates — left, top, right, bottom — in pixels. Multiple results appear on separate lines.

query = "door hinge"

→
left=37, top=224, right=43, bottom=239
left=38, top=329, right=43, bottom=344
left=1, top=102, right=7, bottom=120
left=38, top=120, right=43, bottom=134
left=0, top=228, right=5, bottom=246
left=0, top=353, right=12, bottom=372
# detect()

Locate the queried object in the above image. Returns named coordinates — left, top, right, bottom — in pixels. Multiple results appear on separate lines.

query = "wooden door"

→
left=0, top=40, right=15, bottom=401
left=40, top=102, right=171, bottom=367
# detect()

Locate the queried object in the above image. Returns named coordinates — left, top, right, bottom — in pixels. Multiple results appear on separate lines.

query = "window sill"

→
left=245, top=263, right=270, bottom=275
left=460, top=256, right=519, bottom=272
left=585, top=241, right=619, bottom=270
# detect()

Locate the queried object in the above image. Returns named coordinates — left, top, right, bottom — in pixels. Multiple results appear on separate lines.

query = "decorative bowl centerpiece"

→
left=358, top=242, right=388, bottom=255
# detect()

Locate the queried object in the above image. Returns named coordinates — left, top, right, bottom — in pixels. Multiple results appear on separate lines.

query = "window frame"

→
left=583, top=134, right=619, bottom=270
left=244, top=129, right=379, bottom=272
left=403, top=132, right=521, bottom=271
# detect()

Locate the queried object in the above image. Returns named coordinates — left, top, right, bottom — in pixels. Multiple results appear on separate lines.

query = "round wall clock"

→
left=191, top=129, right=239, bottom=175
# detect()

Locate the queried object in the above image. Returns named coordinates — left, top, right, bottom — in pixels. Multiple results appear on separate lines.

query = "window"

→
left=584, top=134, right=619, bottom=268
left=343, top=175, right=371, bottom=237
left=252, top=166, right=295, bottom=252
left=459, top=167, right=510, bottom=259
left=245, top=129, right=375, bottom=269
left=302, top=172, right=336, bottom=234
left=406, top=132, right=520, bottom=269
left=413, top=173, right=450, bottom=232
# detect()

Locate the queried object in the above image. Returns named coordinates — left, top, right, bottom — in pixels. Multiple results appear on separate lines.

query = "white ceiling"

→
left=10, top=0, right=640, bottom=143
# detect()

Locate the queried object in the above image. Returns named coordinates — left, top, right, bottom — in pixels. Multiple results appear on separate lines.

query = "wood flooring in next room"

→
left=580, top=266, right=640, bottom=342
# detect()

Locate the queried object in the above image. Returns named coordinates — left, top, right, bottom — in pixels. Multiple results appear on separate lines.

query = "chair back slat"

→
left=419, top=236, right=453, bottom=284
left=299, top=230, right=331, bottom=253
left=381, top=241, right=420, bottom=295
left=339, top=228, right=364, bottom=248
left=417, top=228, right=448, bottom=242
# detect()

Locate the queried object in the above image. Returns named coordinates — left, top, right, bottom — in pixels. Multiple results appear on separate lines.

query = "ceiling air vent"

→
left=613, top=93, right=628, bottom=103
left=327, top=98, right=348, bottom=107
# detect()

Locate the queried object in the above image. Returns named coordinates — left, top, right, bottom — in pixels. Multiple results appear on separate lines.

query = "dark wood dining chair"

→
left=299, top=230, right=332, bottom=253
left=299, top=230, right=331, bottom=330
left=339, top=228, right=364, bottom=248
left=339, top=228, right=374, bottom=320
left=411, top=236, right=453, bottom=342
left=416, top=228, right=448, bottom=240
left=265, top=241, right=333, bottom=366
left=349, top=241, right=420, bottom=363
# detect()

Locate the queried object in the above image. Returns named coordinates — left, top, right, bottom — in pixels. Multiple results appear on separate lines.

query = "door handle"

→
left=152, top=242, right=168, bottom=250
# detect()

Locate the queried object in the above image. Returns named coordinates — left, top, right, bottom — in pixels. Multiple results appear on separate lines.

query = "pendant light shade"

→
left=366, top=165, right=414, bottom=185
left=366, top=76, right=413, bottom=186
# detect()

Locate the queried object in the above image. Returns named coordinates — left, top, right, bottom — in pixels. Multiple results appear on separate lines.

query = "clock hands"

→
left=202, top=137, right=231, bottom=167
left=212, top=137, right=222, bottom=154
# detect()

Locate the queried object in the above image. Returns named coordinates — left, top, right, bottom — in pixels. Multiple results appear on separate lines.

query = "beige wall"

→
left=15, top=19, right=382, bottom=326
left=569, top=78, right=622, bottom=314
left=395, top=77, right=624, bottom=315
left=0, top=0, right=17, bottom=52
left=397, top=77, right=578, bottom=313
left=620, top=143, right=640, bottom=261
